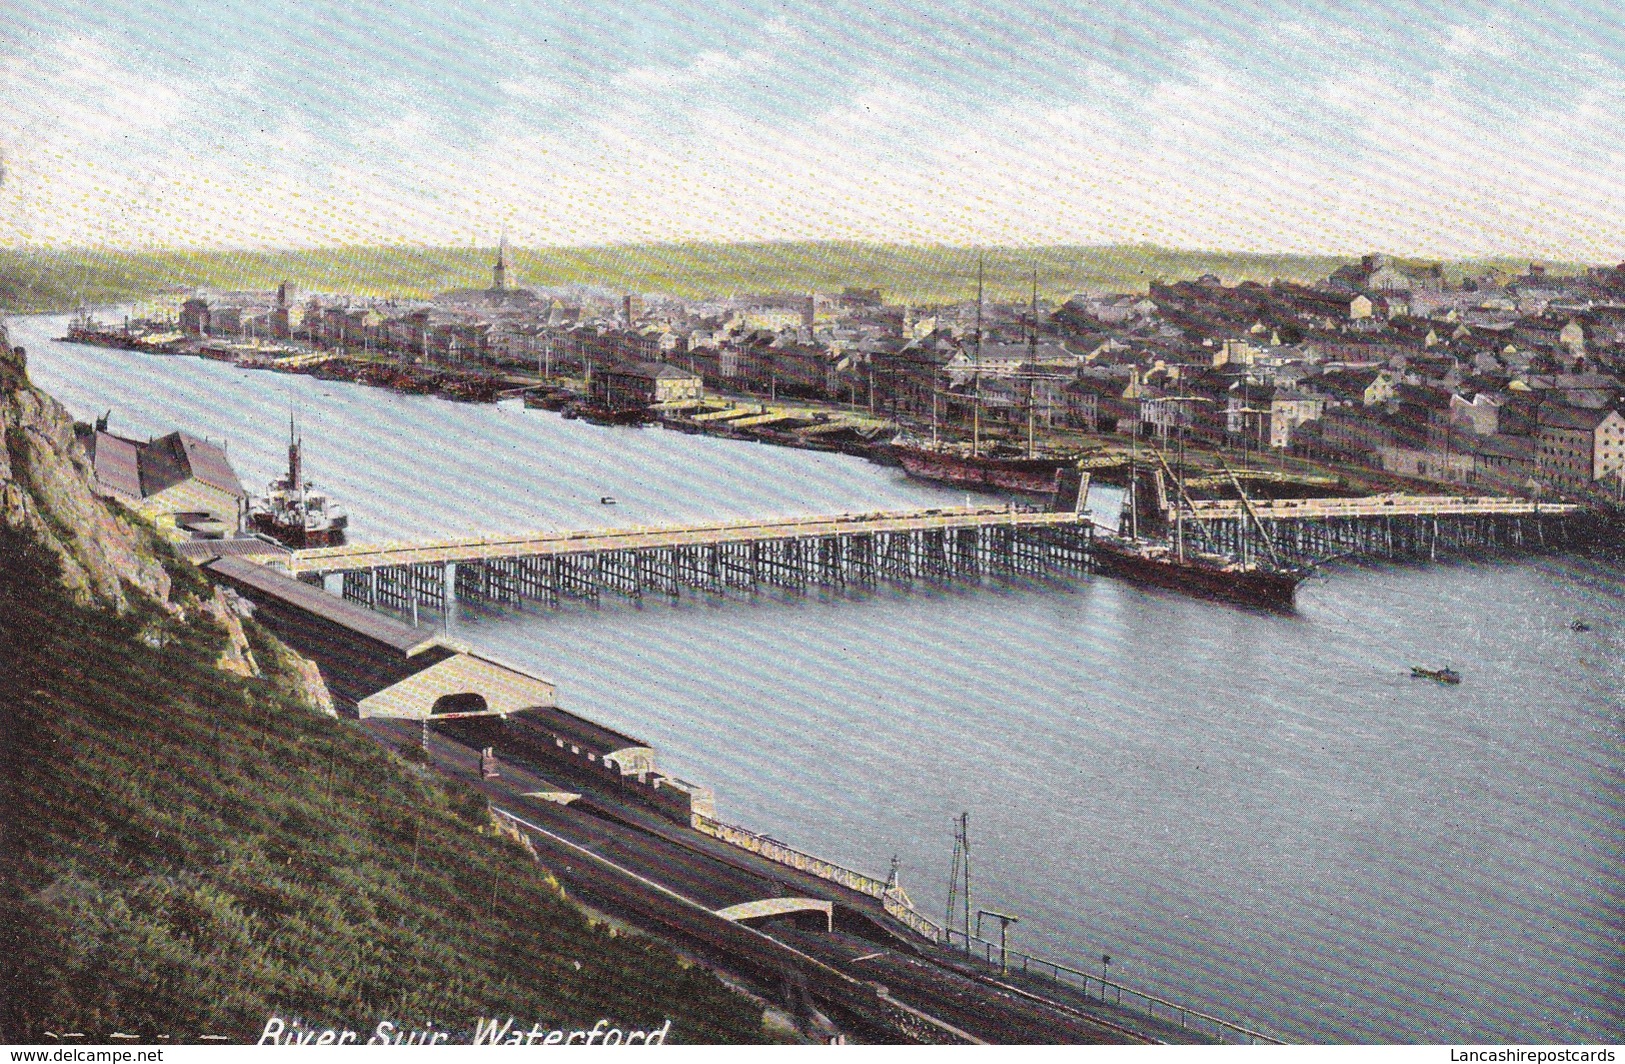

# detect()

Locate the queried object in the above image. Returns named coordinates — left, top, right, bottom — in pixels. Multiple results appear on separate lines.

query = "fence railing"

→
left=690, top=814, right=1274, bottom=1043
left=1187, top=495, right=1578, bottom=519
left=692, top=814, right=888, bottom=895
left=881, top=888, right=945, bottom=942
left=942, top=927, right=1282, bottom=1045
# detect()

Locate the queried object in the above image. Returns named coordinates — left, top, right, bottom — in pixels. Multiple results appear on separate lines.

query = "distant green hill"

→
left=0, top=243, right=1366, bottom=310
left=0, top=243, right=1584, bottom=314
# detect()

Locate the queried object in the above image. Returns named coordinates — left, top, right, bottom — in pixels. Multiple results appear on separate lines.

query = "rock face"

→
left=1, top=321, right=170, bottom=609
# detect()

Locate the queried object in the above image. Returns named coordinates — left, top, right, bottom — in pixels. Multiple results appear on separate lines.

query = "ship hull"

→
left=1092, top=538, right=1305, bottom=610
left=248, top=513, right=346, bottom=549
left=571, top=402, right=655, bottom=426
left=893, top=446, right=1069, bottom=495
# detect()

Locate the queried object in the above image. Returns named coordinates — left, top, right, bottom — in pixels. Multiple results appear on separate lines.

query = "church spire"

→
left=492, top=234, right=508, bottom=292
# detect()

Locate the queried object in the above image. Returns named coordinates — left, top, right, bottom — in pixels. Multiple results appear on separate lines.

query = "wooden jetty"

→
left=1181, top=495, right=1581, bottom=564
left=278, top=494, right=1585, bottom=613
left=283, top=505, right=1094, bottom=610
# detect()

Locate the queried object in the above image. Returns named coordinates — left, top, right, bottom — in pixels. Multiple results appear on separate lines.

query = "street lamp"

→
left=1101, top=954, right=1111, bottom=999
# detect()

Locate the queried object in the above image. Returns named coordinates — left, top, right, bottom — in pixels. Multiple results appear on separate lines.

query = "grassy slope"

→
left=0, top=243, right=1580, bottom=312
left=0, top=522, right=768, bottom=1044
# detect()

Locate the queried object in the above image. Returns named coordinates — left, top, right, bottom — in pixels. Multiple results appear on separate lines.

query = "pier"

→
left=281, top=505, right=1095, bottom=610
left=1177, top=495, right=1582, bottom=565
left=278, top=494, right=1591, bottom=613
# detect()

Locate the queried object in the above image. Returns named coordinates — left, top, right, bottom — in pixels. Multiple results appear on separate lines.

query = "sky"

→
left=1, top=0, right=1622, bottom=258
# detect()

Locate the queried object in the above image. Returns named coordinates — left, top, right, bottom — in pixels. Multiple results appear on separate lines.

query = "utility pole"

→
left=945, top=813, right=972, bottom=951
left=961, top=813, right=971, bottom=949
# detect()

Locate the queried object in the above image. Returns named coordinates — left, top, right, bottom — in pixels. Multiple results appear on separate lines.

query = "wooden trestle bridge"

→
left=283, top=505, right=1094, bottom=610
left=278, top=495, right=1583, bottom=613
left=1179, top=495, right=1581, bottom=565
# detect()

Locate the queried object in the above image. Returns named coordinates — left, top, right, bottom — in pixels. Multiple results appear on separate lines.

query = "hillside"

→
left=0, top=324, right=770, bottom=1044
left=1, top=242, right=1567, bottom=311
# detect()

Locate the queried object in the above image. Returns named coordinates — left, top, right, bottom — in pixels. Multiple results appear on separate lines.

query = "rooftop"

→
left=94, top=430, right=244, bottom=500
left=510, top=702, right=649, bottom=759
left=604, top=360, right=701, bottom=381
left=203, top=555, right=442, bottom=657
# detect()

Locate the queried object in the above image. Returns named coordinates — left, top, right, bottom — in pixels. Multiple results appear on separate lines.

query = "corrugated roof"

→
left=203, top=556, right=440, bottom=656
left=111, top=431, right=244, bottom=499
left=91, top=431, right=142, bottom=499
left=1538, top=403, right=1615, bottom=431
left=137, top=432, right=190, bottom=496
left=177, top=538, right=292, bottom=562
left=606, top=360, right=700, bottom=381
left=171, top=432, right=244, bottom=497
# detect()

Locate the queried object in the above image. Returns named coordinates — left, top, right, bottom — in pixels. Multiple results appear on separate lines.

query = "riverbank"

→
left=57, top=326, right=1501, bottom=507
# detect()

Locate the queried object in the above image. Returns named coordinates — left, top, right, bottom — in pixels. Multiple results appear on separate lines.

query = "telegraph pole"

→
left=945, top=813, right=972, bottom=950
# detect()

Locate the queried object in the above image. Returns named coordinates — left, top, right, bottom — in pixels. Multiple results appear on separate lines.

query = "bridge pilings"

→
left=327, top=520, right=1095, bottom=613
left=1195, top=511, right=1571, bottom=566
left=312, top=506, right=1575, bottom=615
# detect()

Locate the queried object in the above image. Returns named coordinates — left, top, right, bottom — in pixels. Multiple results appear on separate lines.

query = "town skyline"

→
left=76, top=240, right=1625, bottom=506
left=3, top=0, right=1622, bottom=258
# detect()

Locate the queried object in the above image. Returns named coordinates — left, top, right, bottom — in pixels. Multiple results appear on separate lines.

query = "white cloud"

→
left=3, top=22, right=1625, bottom=260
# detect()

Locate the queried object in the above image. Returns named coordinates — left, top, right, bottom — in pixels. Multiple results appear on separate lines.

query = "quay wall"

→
left=692, top=813, right=944, bottom=942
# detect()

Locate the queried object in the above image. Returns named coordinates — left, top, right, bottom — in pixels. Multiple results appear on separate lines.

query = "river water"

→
left=15, top=314, right=1623, bottom=1044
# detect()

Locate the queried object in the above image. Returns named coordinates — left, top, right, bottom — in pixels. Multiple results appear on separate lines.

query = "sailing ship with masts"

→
left=891, top=260, right=1078, bottom=494
left=1091, top=416, right=1312, bottom=609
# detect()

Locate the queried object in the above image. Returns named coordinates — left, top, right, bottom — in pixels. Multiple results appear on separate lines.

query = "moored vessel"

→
left=891, top=440, right=1073, bottom=494
left=246, top=419, right=349, bottom=548
left=567, top=400, right=656, bottom=426
left=1096, top=444, right=1311, bottom=609
left=892, top=262, right=1076, bottom=495
left=1092, top=535, right=1309, bottom=610
left=1410, top=665, right=1461, bottom=685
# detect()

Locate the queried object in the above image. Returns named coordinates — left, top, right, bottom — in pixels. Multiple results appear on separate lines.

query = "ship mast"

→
left=1128, top=424, right=1139, bottom=542
left=972, top=254, right=983, bottom=459
left=1150, top=442, right=1222, bottom=556
left=1175, top=444, right=1184, bottom=563
left=1027, top=266, right=1038, bottom=460
left=1217, top=455, right=1286, bottom=571
left=288, top=412, right=304, bottom=511
left=1175, top=385, right=1186, bottom=563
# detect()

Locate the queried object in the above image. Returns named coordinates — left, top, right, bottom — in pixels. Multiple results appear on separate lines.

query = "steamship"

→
left=246, top=420, right=349, bottom=548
